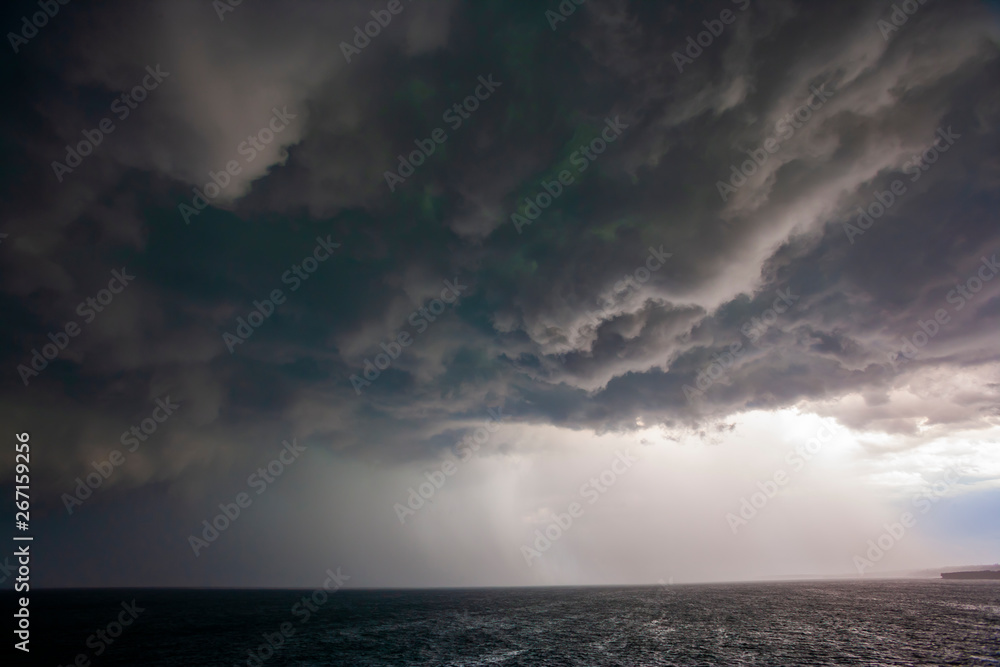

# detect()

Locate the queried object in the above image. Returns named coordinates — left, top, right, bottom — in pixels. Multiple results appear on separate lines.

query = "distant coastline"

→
left=941, top=570, right=1000, bottom=580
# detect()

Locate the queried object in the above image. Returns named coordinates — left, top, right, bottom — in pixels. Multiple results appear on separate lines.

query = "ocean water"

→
left=15, top=580, right=1000, bottom=666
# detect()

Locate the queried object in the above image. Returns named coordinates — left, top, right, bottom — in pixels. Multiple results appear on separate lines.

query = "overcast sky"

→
left=2, top=0, right=999, bottom=588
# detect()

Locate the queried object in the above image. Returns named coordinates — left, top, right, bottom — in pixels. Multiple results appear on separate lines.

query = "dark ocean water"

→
left=12, top=580, right=1000, bottom=666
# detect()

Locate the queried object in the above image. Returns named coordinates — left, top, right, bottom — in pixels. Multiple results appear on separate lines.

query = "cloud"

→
left=2, top=0, right=999, bottom=586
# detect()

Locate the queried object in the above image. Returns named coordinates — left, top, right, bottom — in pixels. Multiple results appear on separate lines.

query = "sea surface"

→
left=14, top=580, right=1000, bottom=666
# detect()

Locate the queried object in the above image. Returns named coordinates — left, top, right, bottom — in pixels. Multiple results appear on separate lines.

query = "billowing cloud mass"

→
left=1, top=0, right=999, bottom=588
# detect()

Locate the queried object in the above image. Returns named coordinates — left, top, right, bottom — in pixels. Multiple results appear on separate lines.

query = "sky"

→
left=1, top=0, right=999, bottom=589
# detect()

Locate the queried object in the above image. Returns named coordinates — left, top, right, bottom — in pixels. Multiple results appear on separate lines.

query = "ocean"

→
left=14, top=580, right=1000, bottom=666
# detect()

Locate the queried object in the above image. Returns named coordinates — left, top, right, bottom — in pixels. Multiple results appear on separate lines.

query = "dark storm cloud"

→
left=2, top=0, right=999, bottom=529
